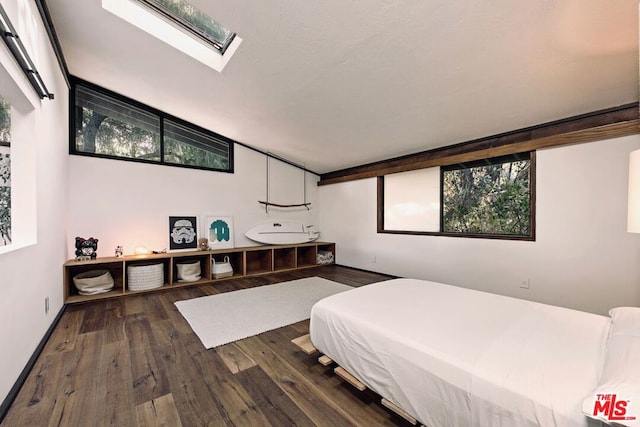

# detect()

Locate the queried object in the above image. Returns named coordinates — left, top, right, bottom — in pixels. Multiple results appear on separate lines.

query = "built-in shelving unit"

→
left=63, top=242, right=335, bottom=304
left=245, top=247, right=273, bottom=275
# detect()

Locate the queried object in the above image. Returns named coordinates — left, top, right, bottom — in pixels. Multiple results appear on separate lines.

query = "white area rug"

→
left=175, top=277, right=353, bottom=349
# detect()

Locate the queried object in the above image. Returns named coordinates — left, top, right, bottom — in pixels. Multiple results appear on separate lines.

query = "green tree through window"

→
left=380, top=152, right=534, bottom=240
left=442, top=156, right=531, bottom=236
left=72, top=80, right=232, bottom=172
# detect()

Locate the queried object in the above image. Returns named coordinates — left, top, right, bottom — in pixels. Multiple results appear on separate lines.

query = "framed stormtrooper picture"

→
left=202, top=215, right=234, bottom=249
left=168, top=216, right=198, bottom=251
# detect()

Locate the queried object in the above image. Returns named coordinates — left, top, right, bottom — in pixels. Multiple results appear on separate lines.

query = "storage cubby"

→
left=317, top=242, right=335, bottom=255
left=274, top=247, right=296, bottom=271
left=316, top=243, right=336, bottom=265
left=63, top=242, right=335, bottom=304
left=211, top=251, right=244, bottom=279
left=64, top=259, right=125, bottom=304
left=125, top=258, right=170, bottom=293
left=245, top=248, right=273, bottom=275
left=297, top=245, right=317, bottom=267
left=173, top=254, right=209, bottom=285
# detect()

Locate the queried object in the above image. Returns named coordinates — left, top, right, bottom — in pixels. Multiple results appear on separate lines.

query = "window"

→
left=136, top=0, right=235, bottom=52
left=164, top=119, right=230, bottom=169
left=71, top=79, right=233, bottom=173
left=0, top=2, right=39, bottom=254
left=383, top=167, right=440, bottom=232
left=442, top=154, right=532, bottom=236
left=102, top=0, right=241, bottom=72
left=75, top=85, right=160, bottom=161
left=0, top=96, right=10, bottom=246
left=380, top=153, right=535, bottom=240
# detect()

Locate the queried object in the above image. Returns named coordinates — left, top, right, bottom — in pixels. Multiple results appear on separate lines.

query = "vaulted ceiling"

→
left=47, top=0, right=638, bottom=174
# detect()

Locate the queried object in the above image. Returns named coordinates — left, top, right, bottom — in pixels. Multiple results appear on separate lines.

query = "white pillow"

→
left=609, top=307, right=640, bottom=337
left=582, top=308, right=640, bottom=426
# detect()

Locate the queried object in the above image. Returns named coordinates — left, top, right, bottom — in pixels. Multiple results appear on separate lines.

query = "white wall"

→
left=0, top=2, right=69, bottom=405
left=67, top=147, right=319, bottom=258
left=320, top=134, right=640, bottom=315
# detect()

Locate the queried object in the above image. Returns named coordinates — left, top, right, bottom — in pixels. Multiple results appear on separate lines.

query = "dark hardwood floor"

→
left=2, top=265, right=414, bottom=427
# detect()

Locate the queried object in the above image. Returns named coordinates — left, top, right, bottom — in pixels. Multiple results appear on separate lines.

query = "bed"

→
left=309, top=278, right=640, bottom=427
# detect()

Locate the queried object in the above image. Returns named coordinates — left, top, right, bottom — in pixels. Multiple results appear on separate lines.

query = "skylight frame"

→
left=134, top=0, right=235, bottom=54
left=103, top=0, right=241, bottom=73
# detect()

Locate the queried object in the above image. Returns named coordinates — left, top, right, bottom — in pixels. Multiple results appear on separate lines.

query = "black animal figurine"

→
left=75, top=237, right=98, bottom=260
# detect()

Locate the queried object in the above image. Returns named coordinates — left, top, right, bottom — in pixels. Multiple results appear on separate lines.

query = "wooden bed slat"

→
left=318, top=355, right=333, bottom=366
left=291, top=334, right=317, bottom=354
left=334, top=366, right=366, bottom=391
left=292, top=333, right=421, bottom=424
left=381, top=398, right=418, bottom=425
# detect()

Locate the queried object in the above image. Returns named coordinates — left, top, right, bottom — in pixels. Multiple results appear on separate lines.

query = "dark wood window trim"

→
left=378, top=152, right=537, bottom=241
left=321, top=103, right=638, bottom=186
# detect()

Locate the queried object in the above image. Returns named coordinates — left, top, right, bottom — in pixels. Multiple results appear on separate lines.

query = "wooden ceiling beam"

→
left=319, top=103, right=639, bottom=186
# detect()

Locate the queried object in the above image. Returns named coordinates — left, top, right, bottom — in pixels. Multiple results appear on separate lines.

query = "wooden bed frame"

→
left=292, top=333, right=420, bottom=425
left=295, top=278, right=630, bottom=426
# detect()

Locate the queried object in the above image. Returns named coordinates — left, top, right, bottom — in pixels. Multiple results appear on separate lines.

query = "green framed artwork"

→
left=202, top=216, right=234, bottom=249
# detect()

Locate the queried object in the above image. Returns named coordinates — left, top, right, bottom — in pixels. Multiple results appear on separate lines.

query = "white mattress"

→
left=310, top=278, right=611, bottom=427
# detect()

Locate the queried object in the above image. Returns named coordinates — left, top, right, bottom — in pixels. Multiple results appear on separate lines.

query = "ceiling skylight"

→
left=102, top=0, right=241, bottom=72
left=136, top=0, right=235, bottom=53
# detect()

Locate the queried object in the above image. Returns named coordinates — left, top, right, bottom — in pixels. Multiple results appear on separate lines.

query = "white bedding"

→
left=310, top=278, right=611, bottom=427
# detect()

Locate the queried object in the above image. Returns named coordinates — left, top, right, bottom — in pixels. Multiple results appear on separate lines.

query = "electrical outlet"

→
left=45, top=296, right=49, bottom=314
left=520, top=279, right=530, bottom=289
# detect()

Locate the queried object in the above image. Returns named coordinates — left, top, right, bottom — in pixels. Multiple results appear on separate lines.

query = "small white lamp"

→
left=134, top=245, right=149, bottom=255
left=628, top=149, right=640, bottom=232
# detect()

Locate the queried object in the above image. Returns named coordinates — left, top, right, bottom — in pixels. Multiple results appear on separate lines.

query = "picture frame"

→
left=202, top=215, right=234, bottom=249
left=168, top=216, right=198, bottom=251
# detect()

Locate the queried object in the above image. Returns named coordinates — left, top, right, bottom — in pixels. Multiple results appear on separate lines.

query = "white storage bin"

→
left=73, top=269, right=115, bottom=295
left=176, top=260, right=202, bottom=282
left=127, top=263, right=164, bottom=291
left=212, top=256, right=233, bottom=279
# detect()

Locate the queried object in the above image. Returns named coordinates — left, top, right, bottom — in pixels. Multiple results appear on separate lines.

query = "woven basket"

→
left=212, top=256, right=233, bottom=279
left=73, top=269, right=114, bottom=295
left=176, top=260, right=201, bottom=282
left=127, top=263, right=164, bottom=291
